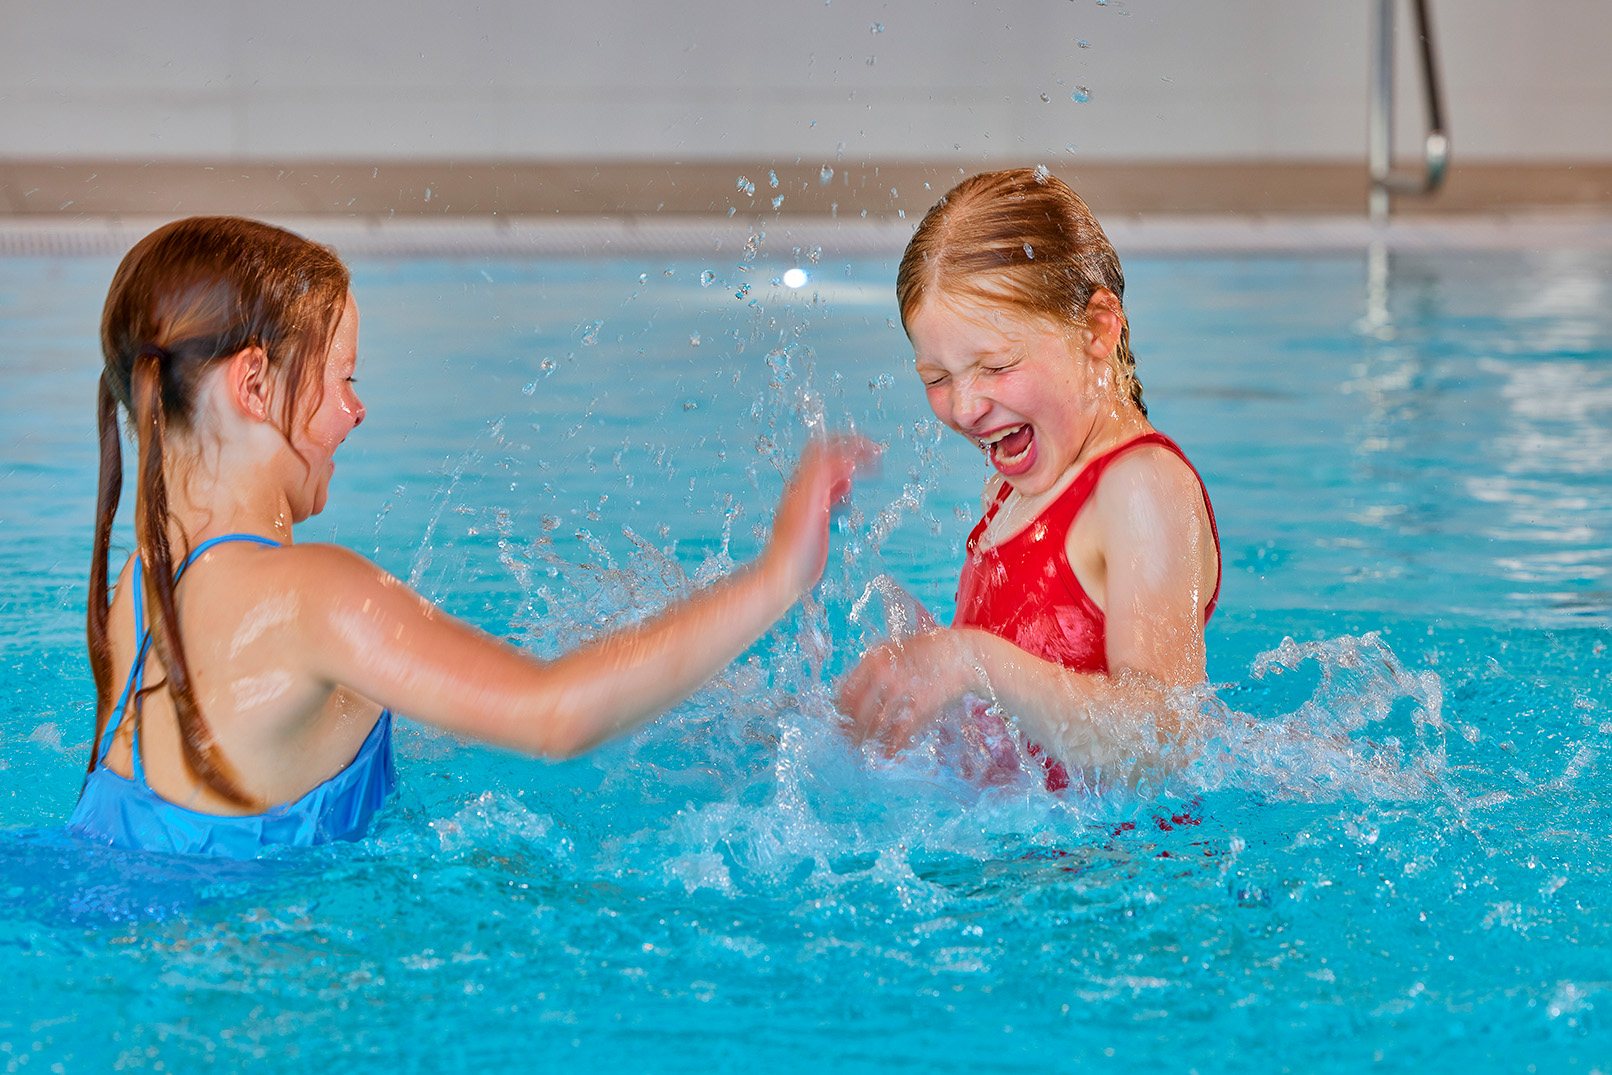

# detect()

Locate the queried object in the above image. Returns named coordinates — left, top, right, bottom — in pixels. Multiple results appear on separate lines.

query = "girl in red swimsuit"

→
left=838, top=169, right=1222, bottom=789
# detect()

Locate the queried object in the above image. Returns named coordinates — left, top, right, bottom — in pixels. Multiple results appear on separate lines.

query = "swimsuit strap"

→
left=98, top=533, right=283, bottom=781
left=964, top=434, right=1221, bottom=614
left=965, top=482, right=1016, bottom=553
left=1039, top=431, right=1222, bottom=614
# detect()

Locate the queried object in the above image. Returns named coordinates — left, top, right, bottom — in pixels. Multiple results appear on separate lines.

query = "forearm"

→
left=506, top=555, right=798, bottom=756
left=959, top=630, right=1190, bottom=771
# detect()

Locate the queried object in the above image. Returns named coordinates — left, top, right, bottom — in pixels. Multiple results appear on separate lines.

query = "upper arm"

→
left=1091, top=451, right=1215, bottom=687
left=282, top=544, right=570, bottom=752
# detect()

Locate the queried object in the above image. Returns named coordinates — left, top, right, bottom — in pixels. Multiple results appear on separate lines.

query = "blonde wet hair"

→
left=895, top=167, right=1144, bottom=415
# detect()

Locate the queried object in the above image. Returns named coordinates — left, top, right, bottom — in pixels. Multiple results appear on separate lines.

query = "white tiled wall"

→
left=2, top=0, right=1607, bottom=161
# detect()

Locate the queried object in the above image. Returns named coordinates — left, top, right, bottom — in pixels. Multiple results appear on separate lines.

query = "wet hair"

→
left=895, top=167, right=1144, bottom=415
left=90, top=216, right=350, bottom=804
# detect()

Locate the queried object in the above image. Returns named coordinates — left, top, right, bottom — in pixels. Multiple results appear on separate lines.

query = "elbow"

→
left=514, top=697, right=601, bottom=761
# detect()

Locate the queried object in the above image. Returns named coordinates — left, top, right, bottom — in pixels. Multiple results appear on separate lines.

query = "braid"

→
left=130, top=353, right=255, bottom=807
left=86, top=373, right=123, bottom=771
left=1114, top=321, right=1146, bottom=417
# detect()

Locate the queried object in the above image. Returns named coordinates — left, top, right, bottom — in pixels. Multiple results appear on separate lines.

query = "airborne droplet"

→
left=700, top=270, right=717, bottom=287
left=1071, top=86, right=1091, bottom=102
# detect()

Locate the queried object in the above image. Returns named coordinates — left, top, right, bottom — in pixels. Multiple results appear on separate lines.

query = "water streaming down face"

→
left=1, top=248, right=1610, bottom=1069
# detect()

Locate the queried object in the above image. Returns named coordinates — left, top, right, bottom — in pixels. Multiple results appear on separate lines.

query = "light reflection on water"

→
left=0, top=248, right=1609, bottom=1069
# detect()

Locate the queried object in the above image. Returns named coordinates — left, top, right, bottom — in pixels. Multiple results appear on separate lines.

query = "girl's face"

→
left=290, top=292, right=365, bottom=520
left=907, top=293, right=1104, bottom=498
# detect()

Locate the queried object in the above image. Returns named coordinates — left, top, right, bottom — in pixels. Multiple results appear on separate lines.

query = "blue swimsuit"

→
left=68, top=534, right=396, bottom=858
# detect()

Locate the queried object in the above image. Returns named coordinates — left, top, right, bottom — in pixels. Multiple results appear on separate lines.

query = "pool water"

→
left=1, top=241, right=1609, bottom=1072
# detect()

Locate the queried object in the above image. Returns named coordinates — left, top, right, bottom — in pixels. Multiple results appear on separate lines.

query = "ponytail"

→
left=127, top=351, right=255, bottom=807
left=86, top=373, right=122, bottom=771
left=1114, top=321, right=1146, bottom=417
left=92, top=215, right=348, bottom=803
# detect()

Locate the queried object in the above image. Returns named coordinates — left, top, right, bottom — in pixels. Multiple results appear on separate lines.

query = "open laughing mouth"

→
left=978, top=423, right=1035, bottom=471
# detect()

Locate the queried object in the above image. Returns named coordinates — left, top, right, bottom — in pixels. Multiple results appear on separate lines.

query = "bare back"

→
left=101, top=542, right=383, bottom=814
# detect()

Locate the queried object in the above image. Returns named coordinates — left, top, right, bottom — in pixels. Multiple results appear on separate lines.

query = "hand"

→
left=763, top=434, right=880, bottom=597
left=837, top=628, right=985, bottom=754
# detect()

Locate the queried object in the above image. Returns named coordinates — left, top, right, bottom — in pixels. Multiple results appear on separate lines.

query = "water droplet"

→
left=539, top=357, right=556, bottom=374
left=521, top=381, right=537, bottom=396
left=540, top=514, right=560, bottom=531
left=735, top=283, right=751, bottom=300
left=736, top=175, right=756, bottom=197
left=700, top=269, right=717, bottom=287
left=579, top=320, right=603, bottom=346
left=772, top=195, right=784, bottom=210
left=865, top=55, right=876, bottom=66
left=768, top=170, right=779, bottom=188
left=683, top=400, right=698, bottom=411
left=1071, top=86, right=1091, bottom=102
left=1023, top=242, right=1035, bottom=259
left=637, top=273, right=648, bottom=283
left=819, top=165, right=834, bottom=185
left=663, top=267, right=675, bottom=276
left=689, top=332, right=702, bottom=347
left=806, top=244, right=822, bottom=264
left=869, top=21, right=883, bottom=33
left=1040, top=92, right=1050, bottom=103
left=1033, top=164, right=1051, bottom=183
left=782, top=268, right=808, bottom=288
left=1078, top=39, right=1091, bottom=48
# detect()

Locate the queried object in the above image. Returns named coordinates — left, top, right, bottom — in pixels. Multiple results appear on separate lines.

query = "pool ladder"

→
left=1369, top=0, right=1449, bottom=222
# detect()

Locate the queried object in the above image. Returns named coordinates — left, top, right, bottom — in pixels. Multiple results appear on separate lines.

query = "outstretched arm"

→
left=297, top=436, right=876, bottom=757
left=839, top=450, right=1215, bottom=770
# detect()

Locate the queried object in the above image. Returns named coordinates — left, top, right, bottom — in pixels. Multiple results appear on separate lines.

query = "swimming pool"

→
left=1, top=235, right=1609, bottom=1071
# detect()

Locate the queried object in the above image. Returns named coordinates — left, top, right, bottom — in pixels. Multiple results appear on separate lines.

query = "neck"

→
left=1067, top=397, right=1152, bottom=475
left=158, top=436, right=297, bottom=556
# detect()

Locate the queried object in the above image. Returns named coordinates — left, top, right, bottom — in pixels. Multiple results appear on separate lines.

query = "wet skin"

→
left=102, top=293, right=876, bottom=814
left=838, top=290, right=1220, bottom=770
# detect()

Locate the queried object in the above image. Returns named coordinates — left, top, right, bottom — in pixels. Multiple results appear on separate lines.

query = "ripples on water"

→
left=0, top=250, right=1609, bottom=1070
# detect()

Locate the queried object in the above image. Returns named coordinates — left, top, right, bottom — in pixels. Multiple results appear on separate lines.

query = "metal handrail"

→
left=1369, top=0, right=1450, bottom=222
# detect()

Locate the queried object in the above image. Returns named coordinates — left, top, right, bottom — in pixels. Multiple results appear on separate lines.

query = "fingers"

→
left=836, top=640, right=935, bottom=754
left=802, top=433, right=881, bottom=489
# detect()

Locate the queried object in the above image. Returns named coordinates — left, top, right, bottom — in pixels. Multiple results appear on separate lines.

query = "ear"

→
left=224, top=347, right=272, bottom=422
left=1080, top=288, right=1125, bottom=361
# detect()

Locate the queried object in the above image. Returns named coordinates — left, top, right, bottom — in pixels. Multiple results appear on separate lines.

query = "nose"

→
left=351, top=394, right=366, bottom=429
left=952, top=377, right=991, bottom=428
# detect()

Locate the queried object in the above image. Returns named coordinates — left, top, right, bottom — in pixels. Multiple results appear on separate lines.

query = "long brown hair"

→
left=90, top=216, right=350, bottom=804
left=895, top=167, right=1144, bottom=415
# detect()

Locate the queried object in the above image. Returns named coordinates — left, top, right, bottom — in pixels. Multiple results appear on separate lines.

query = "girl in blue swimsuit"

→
left=71, top=216, right=872, bottom=858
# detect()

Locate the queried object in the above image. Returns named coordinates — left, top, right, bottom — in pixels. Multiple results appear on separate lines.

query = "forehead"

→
left=908, top=294, right=1051, bottom=358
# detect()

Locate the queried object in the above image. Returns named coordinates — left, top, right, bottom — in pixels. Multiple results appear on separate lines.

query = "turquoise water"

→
left=1, top=244, right=1609, bottom=1071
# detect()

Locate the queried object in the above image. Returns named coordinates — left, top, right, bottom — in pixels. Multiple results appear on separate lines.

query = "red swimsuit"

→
left=952, top=432, right=1222, bottom=790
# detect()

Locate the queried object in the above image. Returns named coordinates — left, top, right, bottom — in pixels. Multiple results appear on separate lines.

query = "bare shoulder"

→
left=262, top=542, right=410, bottom=601
left=186, top=540, right=406, bottom=612
left=1092, top=443, right=1210, bottom=535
